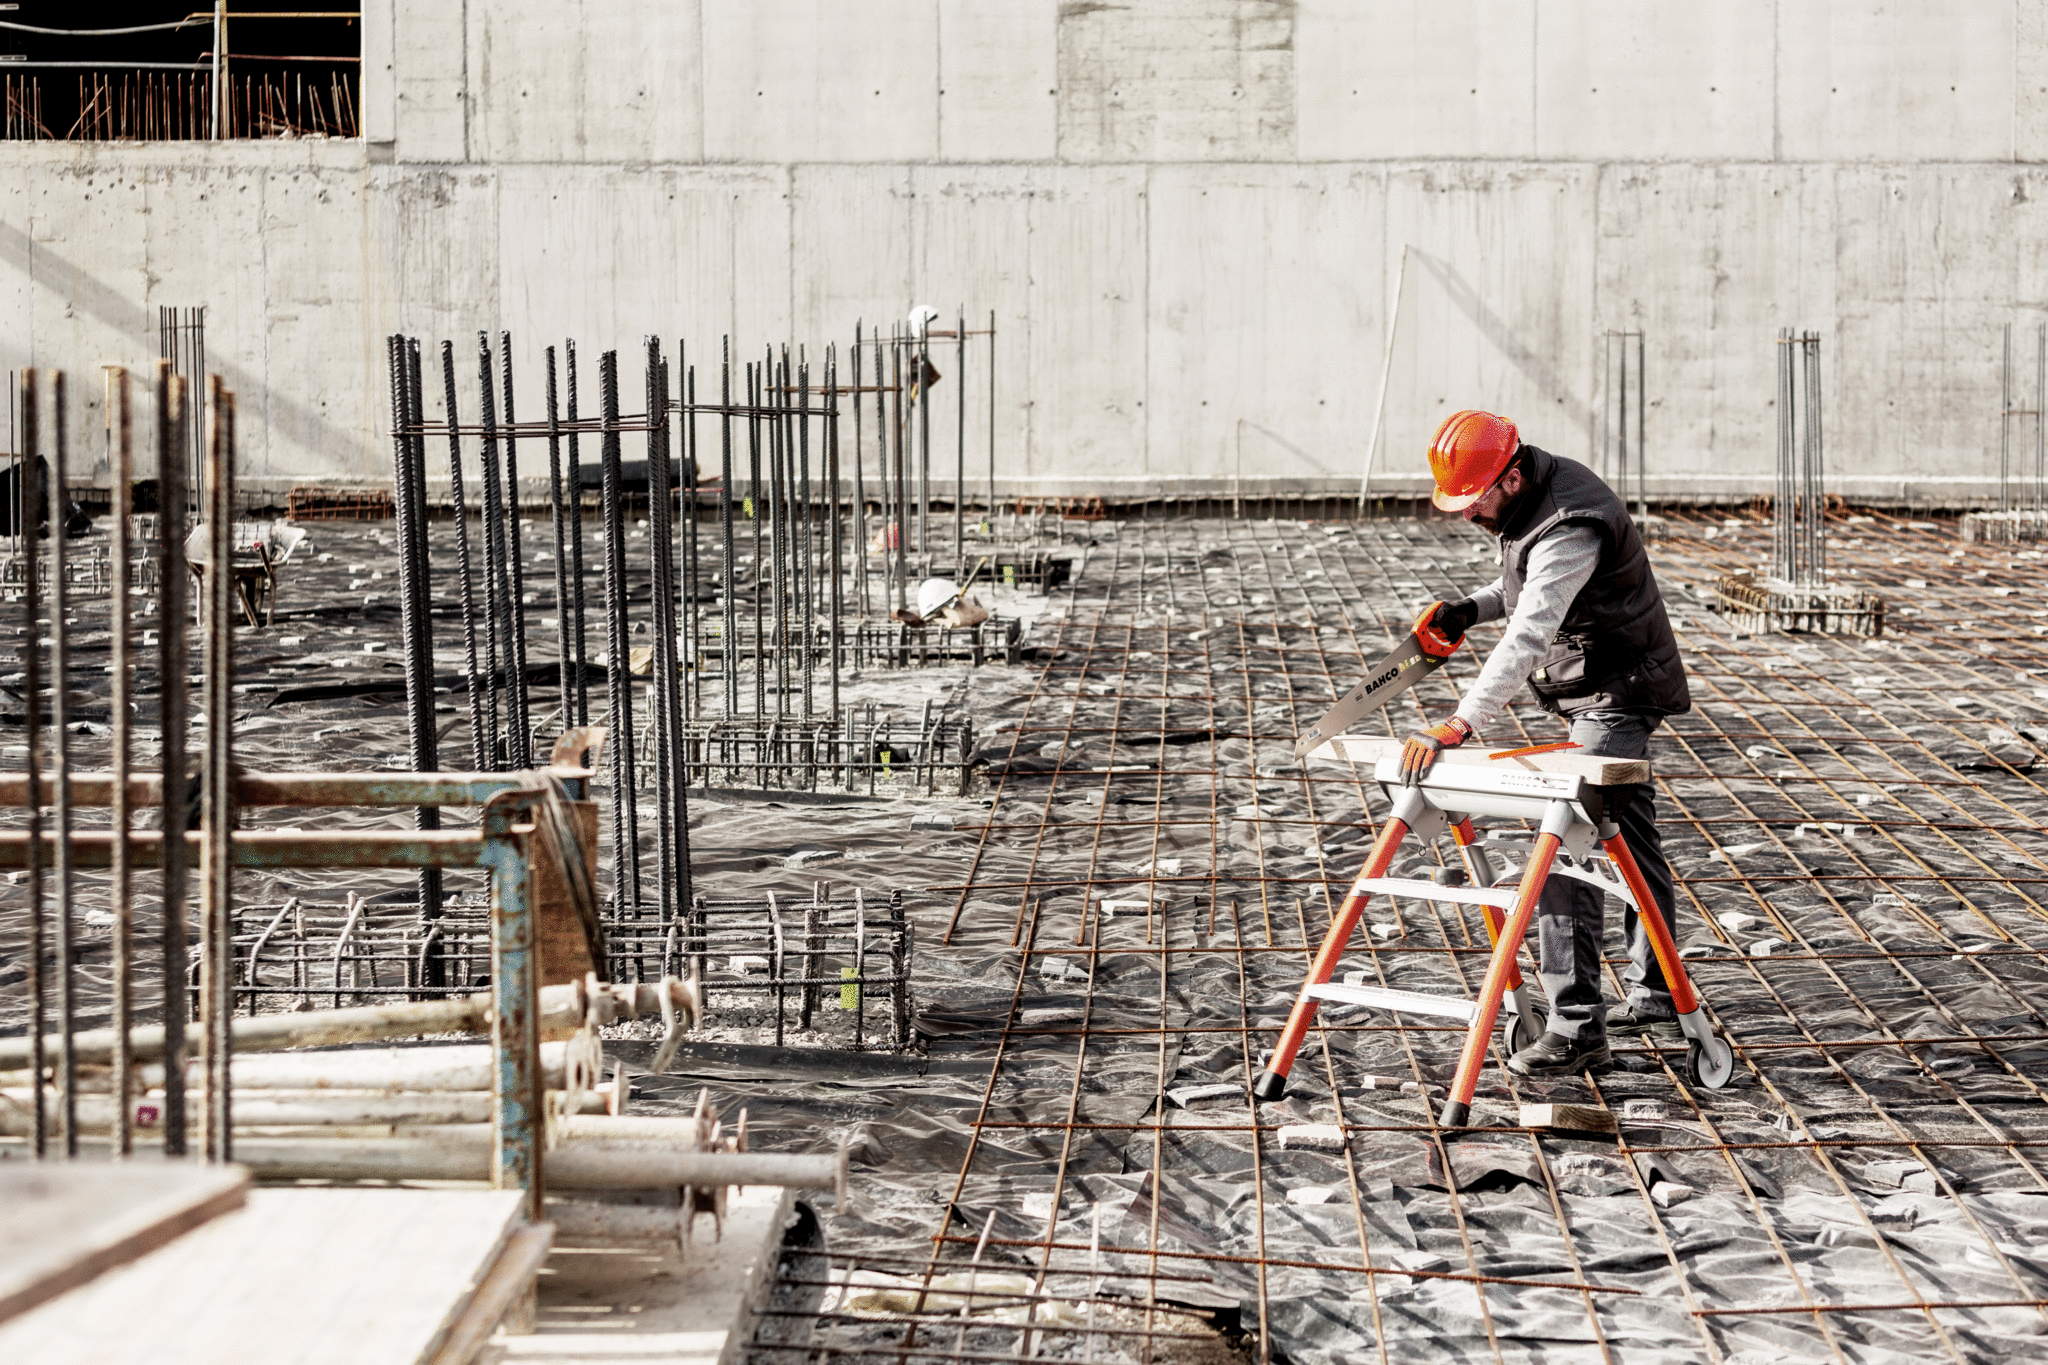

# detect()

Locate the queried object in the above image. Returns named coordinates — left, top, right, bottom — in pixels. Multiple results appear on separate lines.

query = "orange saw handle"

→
left=1411, top=601, right=1466, bottom=659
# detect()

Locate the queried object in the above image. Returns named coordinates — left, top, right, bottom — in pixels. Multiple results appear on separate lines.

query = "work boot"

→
left=1608, top=1004, right=1683, bottom=1045
left=1506, top=1030, right=1612, bottom=1077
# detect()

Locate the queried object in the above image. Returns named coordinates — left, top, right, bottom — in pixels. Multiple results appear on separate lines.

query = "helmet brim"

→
left=1432, top=487, right=1483, bottom=513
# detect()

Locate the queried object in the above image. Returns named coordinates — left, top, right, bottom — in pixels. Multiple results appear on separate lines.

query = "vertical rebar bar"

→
left=545, top=347, right=573, bottom=723
left=876, top=332, right=890, bottom=615
left=477, top=333, right=511, bottom=767
left=852, top=326, right=869, bottom=618
left=598, top=350, right=641, bottom=916
left=956, top=307, right=966, bottom=559
left=1618, top=333, right=1630, bottom=513
left=1775, top=329, right=1793, bottom=583
left=155, top=364, right=190, bottom=1158
left=826, top=348, right=843, bottom=720
left=890, top=336, right=907, bottom=614
left=1805, top=334, right=1825, bottom=586
left=566, top=341, right=590, bottom=727
left=1635, top=331, right=1647, bottom=517
left=19, top=370, right=45, bottom=1157
left=768, top=354, right=789, bottom=724
left=917, top=319, right=931, bottom=556
left=392, top=337, right=444, bottom=962
left=686, top=363, right=702, bottom=723
left=750, top=359, right=765, bottom=720
left=988, top=310, right=997, bottom=518
left=646, top=338, right=678, bottom=944
left=48, top=370, right=78, bottom=1155
left=2003, top=322, right=2014, bottom=516
left=443, top=342, right=488, bottom=769
left=201, top=375, right=234, bottom=1162
left=500, top=332, right=532, bottom=768
left=720, top=340, right=739, bottom=720
left=798, top=357, right=815, bottom=726
left=107, top=365, right=135, bottom=1158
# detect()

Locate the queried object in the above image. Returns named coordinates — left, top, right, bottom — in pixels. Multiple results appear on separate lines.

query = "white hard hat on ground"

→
left=916, top=577, right=961, bottom=620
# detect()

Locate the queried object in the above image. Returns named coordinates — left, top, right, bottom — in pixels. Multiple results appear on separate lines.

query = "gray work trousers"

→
left=1534, top=709, right=1678, bottom=1040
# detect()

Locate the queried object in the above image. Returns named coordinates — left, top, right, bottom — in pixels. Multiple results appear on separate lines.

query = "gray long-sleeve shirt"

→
left=1452, top=523, right=1601, bottom=733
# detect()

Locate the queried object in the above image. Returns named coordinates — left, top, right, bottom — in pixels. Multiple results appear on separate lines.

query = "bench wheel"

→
left=1687, top=1035, right=1736, bottom=1089
left=1502, top=1008, right=1543, bottom=1058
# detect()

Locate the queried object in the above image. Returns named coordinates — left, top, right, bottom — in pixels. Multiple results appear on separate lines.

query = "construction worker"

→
left=1399, top=410, right=1691, bottom=1077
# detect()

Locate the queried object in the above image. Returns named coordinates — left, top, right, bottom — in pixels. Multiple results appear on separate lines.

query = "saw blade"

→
left=1293, top=634, right=1444, bottom=760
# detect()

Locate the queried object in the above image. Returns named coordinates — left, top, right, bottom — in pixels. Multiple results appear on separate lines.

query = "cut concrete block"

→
left=1650, top=1182, right=1696, bottom=1207
left=1276, top=1124, right=1346, bottom=1152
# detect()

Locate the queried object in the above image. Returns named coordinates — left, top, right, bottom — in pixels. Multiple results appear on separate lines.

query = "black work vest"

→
left=1496, top=446, right=1691, bottom=718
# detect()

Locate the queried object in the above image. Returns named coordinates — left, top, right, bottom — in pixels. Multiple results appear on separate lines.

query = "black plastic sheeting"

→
left=673, top=518, right=2048, bottom=1364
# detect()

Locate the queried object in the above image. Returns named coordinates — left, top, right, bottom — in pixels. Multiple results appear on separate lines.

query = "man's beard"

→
left=1468, top=509, right=1503, bottom=535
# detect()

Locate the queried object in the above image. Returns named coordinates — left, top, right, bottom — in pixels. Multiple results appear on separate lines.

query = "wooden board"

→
left=0, top=1163, right=248, bottom=1325
left=532, top=799, right=602, bottom=987
left=1305, top=736, right=1651, bottom=787
left=0, top=1186, right=527, bottom=1365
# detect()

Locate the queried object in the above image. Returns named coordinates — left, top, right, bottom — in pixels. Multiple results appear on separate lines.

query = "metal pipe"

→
left=0, top=978, right=697, bottom=1071
left=230, top=1138, right=846, bottom=1196
left=1357, top=245, right=1408, bottom=512
left=481, top=789, right=544, bottom=1219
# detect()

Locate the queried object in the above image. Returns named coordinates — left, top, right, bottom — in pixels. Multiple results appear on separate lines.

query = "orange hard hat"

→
left=1427, top=410, right=1520, bottom=512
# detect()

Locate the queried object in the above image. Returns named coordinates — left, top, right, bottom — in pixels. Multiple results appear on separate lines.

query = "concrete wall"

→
left=8, top=2, right=2048, bottom=503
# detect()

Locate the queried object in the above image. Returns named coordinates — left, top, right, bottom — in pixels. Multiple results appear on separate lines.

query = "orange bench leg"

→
left=1251, top=816, right=1411, bottom=1102
left=1451, top=819, right=1524, bottom=993
left=1601, top=830, right=1698, bottom=1015
left=1439, top=830, right=1561, bottom=1127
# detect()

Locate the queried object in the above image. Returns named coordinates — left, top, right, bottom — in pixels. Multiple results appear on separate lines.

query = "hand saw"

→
left=1292, top=633, right=1450, bottom=760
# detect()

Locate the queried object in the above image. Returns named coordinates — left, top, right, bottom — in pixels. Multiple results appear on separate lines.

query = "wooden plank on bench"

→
left=1304, top=736, right=1651, bottom=786
left=0, top=1186, right=528, bottom=1365
left=0, top=1163, right=248, bottom=1325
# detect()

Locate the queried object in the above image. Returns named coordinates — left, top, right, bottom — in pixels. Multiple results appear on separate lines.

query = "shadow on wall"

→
left=1408, top=247, right=1597, bottom=448
left=0, top=220, right=353, bottom=470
